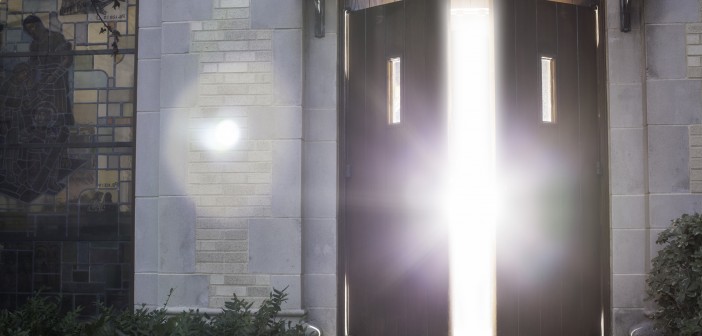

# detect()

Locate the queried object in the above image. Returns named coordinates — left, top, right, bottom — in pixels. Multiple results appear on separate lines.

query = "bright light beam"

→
left=447, top=5, right=496, bottom=336
left=205, top=119, right=241, bottom=151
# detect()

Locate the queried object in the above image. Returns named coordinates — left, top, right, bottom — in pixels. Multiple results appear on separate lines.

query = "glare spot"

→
left=208, top=120, right=240, bottom=151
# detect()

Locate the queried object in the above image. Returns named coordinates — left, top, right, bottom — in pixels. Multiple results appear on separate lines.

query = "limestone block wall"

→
left=135, top=0, right=338, bottom=333
left=607, top=0, right=702, bottom=334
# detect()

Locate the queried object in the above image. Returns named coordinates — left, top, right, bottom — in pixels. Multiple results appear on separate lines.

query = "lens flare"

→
left=207, top=120, right=240, bottom=151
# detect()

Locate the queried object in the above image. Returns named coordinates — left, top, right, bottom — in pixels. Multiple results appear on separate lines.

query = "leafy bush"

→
left=647, top=213, right=702, bottom=336
left=0, top=288, right=307, bottom=336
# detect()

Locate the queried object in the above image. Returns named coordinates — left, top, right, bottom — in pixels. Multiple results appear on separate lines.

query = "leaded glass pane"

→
left=0, top=0, right=136, bottom=312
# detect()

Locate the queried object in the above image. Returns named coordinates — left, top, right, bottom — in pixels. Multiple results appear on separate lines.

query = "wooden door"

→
left=340, top=1, right=449, bottom=335
left=495, top=0, right=607, bottom=335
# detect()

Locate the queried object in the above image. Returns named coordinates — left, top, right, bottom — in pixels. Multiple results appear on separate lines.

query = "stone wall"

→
left=607, top=0, right=702, bottom=334
left=135, top=0, right=338, bottom=333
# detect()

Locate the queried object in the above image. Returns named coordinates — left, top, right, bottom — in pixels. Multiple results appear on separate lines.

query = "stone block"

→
left=158, top=274, right=209, bottom=307
left=302, top=219, right=337, bottom=274
left=248, top=219, right=302, bottom=274
left=306, top=308, right=337, bottom=336
left=136, top=60, right=160, bottom=112
left=649, top=194, right=702, bottom=228
left=272, top=140, right=302, bottom=217
left=304, top=109, right=337, bottom=141
left=647, top=80, right=702, bottom=125
left=251, top=0, right=303, bottom=29
left=613, top=274, right=646, bottom=308
left=273, top=30, right=303, bottom=105
left=645, top=25, right=686, bottom=79
left=609, top=84, right=643, bottom=128
left=648, top=125, right=689, bottom=193
left=249, top=107, right=303, bottom=140
left=162, top=22, right=191, bottom=54
left=610, top=128, right=646, bottom=195
left=304, top=35, right=337, bottom=109
left=159, top=109, right=189, bottom=196
left=302, top=142, right=338, bottom=218
left=138, top=0, right=162, bottom=28
left=135, top=113, right=160, bottom=197
left=645, top=0, right=699, bottom=23
left=608, top=29, right=643, bottom=85
left=138, top=28, right=161, bottom=59
left=163, top=0, right=213, bottom=22
left=611, top=195, right=646, bottom=229
left=158, top=197, right=196, bottom=273
left=612, top=229, right=646, bottom=274
left=303, top=274, right=336, bottom=308
left=135, top=197, right=159, bottom=272
left=134, top=273, right=158, bottom=306
left=271, top=275, right=302, bottom=309
left=613, top=309, right=648, bottom=336
left=606, top=0, right=641, bottom=30
left=161, top=54, right=200, bottom=108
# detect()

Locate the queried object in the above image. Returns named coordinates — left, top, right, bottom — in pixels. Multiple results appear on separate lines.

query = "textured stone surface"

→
left=248, top=219, right=301, bottom=274
left=608, top=29, right=643, bottom=84
left=648, top=125, right=690, bottom=193
left=271, top=140, right=302, bottom=217
left=158, top=274, right=209, bottom=307
left=646, top=25, right=687, bottom=79
left=302, top=219, right=336, bottom=274
left=649, top=194, right=702, bottom=228
left=303, top=142, right=337, bottom=218
left=135, top=112, right=160, bottom=197
left=303, top=274, right=337, bottom=308
left=136, top=60, right=160, bottom=111
left=645, top=0, right=700, bottom=23
left=611, top=195, right=646, bottom=229
left=138, top=28, right=162, bottom=59
left=271, top=275, right=302, bottom=309
left=251, top=0, right=303, bottom=29
left=162, top=0, right=213, bottom=22
left=613, top=275, right=646, bottom=308
left=647, top=80, right=702, bottom=125
left=612, top=230, right=646, bottom=274
left=161, top=54, right=200, bottom=108
left=159, top=109, right=190, bottom=196
left=609, top=84, right=644, bottom=128
left=135, top=197, right=159, bottom=272
left=272, top=30, right=303, bottom=105
left=158, top=197, right=197, bottom=273
left=610, top=128, right=646, bottom=195
left=162, top=22, right=191, bottom=54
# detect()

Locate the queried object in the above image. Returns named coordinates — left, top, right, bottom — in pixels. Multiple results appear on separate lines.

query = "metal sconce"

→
left=313, top=0, right=325, bottom=38
left=620, top=0, right=631, bottom=32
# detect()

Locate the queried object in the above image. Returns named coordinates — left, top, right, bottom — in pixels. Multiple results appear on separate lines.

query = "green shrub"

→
left=0, top=288, right=307, bottom=336
left=647, top=213, right=702, bottom=336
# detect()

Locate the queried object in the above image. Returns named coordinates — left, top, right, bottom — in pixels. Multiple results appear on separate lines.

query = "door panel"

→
left=496, top=1, right=604, bottom=335
left=342, top=1, right=448, bottom=335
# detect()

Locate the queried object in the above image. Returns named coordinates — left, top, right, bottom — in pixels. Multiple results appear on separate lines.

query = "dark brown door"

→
left=496, top=1, right=606, bottom=335
left=340, top=1, right=448, bottom=335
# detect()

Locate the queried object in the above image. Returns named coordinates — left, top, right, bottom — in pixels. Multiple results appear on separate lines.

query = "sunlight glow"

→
left=447, top=4, right=496, bottom=336
left=205, top=120, right=240, bottom=151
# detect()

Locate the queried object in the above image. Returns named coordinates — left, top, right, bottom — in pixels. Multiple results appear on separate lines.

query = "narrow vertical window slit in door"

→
left=541, top=56, right=556, bottom=123
left=388, top=57, right=401, bottom=124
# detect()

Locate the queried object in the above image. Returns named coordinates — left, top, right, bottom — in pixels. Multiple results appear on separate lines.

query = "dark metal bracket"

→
left=620, top=0, right=632, bottom=32
left=314, top=0, right=325, bottom=38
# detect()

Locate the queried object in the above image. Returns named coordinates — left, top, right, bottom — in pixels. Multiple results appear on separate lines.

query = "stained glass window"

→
left=0, top=0, right=136, bottom=312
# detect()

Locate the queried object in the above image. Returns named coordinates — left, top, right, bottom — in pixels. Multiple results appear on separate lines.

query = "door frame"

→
left=336, top=1, right=610, bottom=335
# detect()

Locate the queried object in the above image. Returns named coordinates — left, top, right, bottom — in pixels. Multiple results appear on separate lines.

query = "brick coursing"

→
left=187, top=0, right=274, bottom=307
left=687, top=24, right=702, bottom=78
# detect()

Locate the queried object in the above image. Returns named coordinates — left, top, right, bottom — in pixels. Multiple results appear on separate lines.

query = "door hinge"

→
left=345, top=164, right=352, bottom=178
left=596, top=161, right=603, bottom=176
